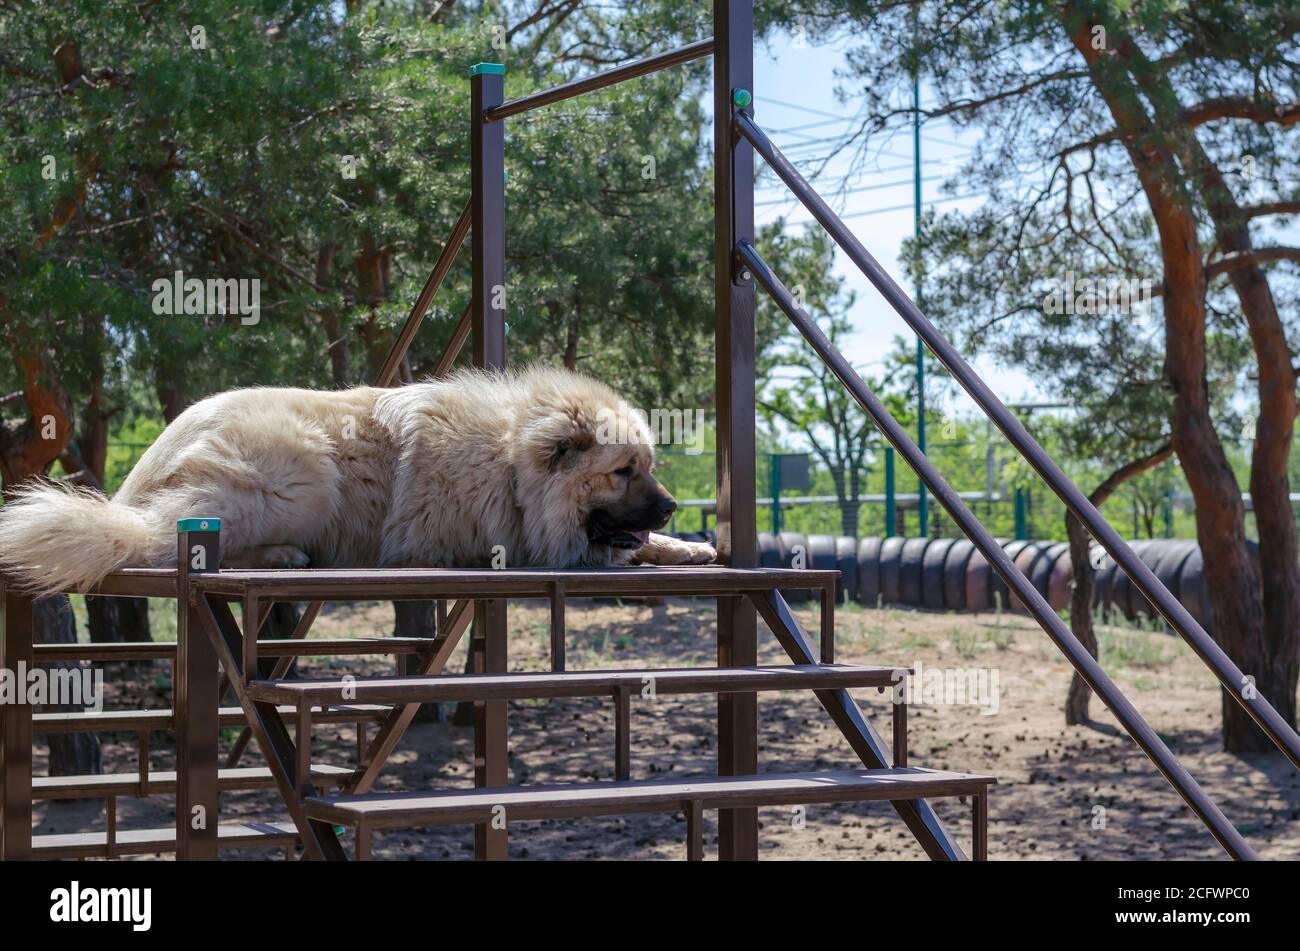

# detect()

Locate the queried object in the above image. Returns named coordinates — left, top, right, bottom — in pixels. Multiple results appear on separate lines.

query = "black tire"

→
left=1113, top=540, right=1157, bottom=620
left=779, top=531, right=810, bottom=603
left=990, top=539, right=1025, bottom=612
left=898, top=538, right=929, bottom=606
left=1035, top=542, right=1068, bottom=598
left=1177, top=546, right=1211, bottom=629
left=965, top=547, right=992, bottom=610
left=942, top=539, right=975, bottom=610
left=921, top=538, right=953, bottom=610
left=758, top=532, right=782, bottom=570
left=878, top=536, right=906, bottom=605
left=835, top=536, right=858, bottom=604
left=808, top=534, right=839, bottom=603
left=857, top=537, right=883, bottom=606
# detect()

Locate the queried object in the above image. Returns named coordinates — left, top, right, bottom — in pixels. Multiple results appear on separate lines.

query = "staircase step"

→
left=305, top=767, right=995, bottom=829
left=32, top=822, right=300, bottom=859
left=33, top=764, right=353, bottom=800
left=32, top=637, right=437, bottom=663
left=248, top=664, right=907, bottom=706
left=33, top=704, right=392, bottom=734
left=189, top=565, right=838, bottom=601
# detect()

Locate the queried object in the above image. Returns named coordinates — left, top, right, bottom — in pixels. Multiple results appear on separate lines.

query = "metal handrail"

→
left=485, top=38, right=715, bottom=122
left=734, top=110, right=1300, bottom=773
left=738, top=239, right=1256, bottom=860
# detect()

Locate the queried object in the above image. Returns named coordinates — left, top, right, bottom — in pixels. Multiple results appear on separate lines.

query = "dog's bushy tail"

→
left=0, top=481, right=165, bottom=593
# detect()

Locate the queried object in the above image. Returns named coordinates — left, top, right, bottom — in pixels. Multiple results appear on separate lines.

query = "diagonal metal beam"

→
left=226, top=600, right=324, bottom=768
left=375, top=201, right=472, bottom=387
left=738, top=237, right=1259, bottom=861
left=735, top=109, right=1300, bottom=777
left=194, top=593, right=347, bottom=861
left=345, top=598, right=475, bottom=794
left=749, top=589, right=966, bottom=861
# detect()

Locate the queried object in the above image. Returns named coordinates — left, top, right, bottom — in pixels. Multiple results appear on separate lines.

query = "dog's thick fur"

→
left=0, top=366, right=714, bottom=593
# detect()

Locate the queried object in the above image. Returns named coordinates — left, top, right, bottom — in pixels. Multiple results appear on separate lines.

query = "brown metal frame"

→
left=4, top=0, right=1268, bottom=862
left=729, top=110, right=1300, bottom=858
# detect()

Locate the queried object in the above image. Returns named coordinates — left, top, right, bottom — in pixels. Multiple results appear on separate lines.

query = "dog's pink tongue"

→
left=632, top=531, right=650, bottom=545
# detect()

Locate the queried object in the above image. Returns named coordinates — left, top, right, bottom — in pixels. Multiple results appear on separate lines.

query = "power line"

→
left=762, top=191, right=986, bottom=226
left=762, top=95, right=856, bottom=121
left=756, top=173, right=946, bottom=207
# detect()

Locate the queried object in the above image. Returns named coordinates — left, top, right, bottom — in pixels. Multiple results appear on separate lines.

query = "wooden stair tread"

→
left=33, top=704, right=391, bottom=733
left=32, top=637, right=438, bottom=662
left=248, top=664, right=906, bottom=705
left=306, top=767, right=996, bottom=827
left=33, top=764, right=352, bottom=799
left=33, top=822, right=300, bottom=858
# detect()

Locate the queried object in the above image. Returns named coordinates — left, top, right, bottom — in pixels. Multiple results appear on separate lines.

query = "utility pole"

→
left=913, top=48, right=928, bottom=538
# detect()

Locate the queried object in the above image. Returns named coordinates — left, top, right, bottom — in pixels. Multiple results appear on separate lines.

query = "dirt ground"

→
left=32, top=598, right=1300, bottom=860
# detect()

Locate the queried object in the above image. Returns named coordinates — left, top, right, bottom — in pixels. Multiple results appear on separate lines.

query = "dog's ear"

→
left=527, top=410, right=596, bottom=471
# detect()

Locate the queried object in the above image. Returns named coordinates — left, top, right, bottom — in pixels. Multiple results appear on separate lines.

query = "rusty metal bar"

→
left=550, top=582, right=566, bottom=672
left=738, top=238, right=1259, bottom=861
left=433, top=304, right=473, bottom=378
left=346, top=598, right=473, bottom=793
left=375, top=201, right=472, bottom=387
left=735, top=110, right=1300, bottom=777
left=1, top=584, right=33, bottom=860
left=614, top=686, right=632, bottom=781
left=893, top=693, right=908, bottom=769
left=175, top=521, right=220, bottom=860
left=750, top=589, right=965, bottom=860
left=973, top=791, right=988, bottom=862
left=485, top=38, right=714, bottom=122
left=713, top=0, right=759, bottom=863
left=470, top=59, right=510, bottom=863
left=685, top=800, right=704, bottom=861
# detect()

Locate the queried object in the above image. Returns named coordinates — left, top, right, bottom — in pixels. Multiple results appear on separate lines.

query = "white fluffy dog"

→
left=0, top=366, right=715, bottom=592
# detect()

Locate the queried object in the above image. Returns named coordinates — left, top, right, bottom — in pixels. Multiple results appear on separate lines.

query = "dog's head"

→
left=512, top=379, right=676, bottom=564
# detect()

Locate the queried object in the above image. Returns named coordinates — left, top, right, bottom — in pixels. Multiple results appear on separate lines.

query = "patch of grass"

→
left=947, top=627, right=979, bottom=660
left=1099, top=627, right=1171, bottom=670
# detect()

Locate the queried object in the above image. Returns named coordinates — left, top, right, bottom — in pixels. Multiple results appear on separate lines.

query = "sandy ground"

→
left=31, top=598, right=1300, bottom=860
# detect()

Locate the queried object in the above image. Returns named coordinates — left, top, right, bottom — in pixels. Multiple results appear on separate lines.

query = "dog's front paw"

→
left=634, top=534, right=716, bottom=566
left=678, top=541, right=716, bottom=565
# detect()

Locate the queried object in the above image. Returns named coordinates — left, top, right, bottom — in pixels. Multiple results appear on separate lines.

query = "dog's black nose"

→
left=657, top=497, right=678, bottom=516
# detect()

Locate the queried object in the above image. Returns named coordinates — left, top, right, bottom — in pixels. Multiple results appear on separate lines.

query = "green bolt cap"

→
left=176, top=517, right=222, bottom=533
left=469, top=63, right=505, bottom=77
left=732, top=88, right=753, bottom=109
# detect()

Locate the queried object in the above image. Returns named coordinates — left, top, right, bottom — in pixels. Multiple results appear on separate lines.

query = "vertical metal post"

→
left=769, top=454, right=781, bottom=535
left=714, top=0, right=758, bottom=861
left=471, top=62, right=509, bottom=861
left=1, top=583, right=33, bottom=860
left=1014, top=487, right=1026, bottom=540
left=885, top=446, right=897, bottom=536
left=175, top=517, right=221, bottom=860
left=913, top=64, right=928, bottom=538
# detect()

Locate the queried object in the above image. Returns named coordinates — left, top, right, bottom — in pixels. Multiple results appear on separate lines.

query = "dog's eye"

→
left=614, top=465, right=634, bottom=478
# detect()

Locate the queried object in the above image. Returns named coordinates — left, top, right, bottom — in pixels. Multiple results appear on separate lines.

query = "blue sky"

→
left=751, top=29, right=1047, bottom=409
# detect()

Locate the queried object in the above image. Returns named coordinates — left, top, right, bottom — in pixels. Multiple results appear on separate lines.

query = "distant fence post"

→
left=884, top=446, right=896, bottom=536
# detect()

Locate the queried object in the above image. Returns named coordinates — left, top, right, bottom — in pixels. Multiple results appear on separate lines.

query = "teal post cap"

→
left=176, top=517, right=221, bottom=533
left=469, top=63, right=505, bottom=77
left=732, top=88, right=753, bottom=109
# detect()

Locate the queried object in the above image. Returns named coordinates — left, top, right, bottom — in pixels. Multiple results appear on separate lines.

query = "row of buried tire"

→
left=670, top=532, right=1220, bottom=627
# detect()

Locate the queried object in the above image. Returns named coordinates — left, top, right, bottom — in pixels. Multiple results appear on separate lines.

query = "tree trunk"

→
left=1114, top=28, right=1300, bottom=746
left=1065, top=445, right=1172, bottom=725
left=315, top=242, right=349, bottom=387
left=36, top=595, right=102, bottom=783
left=395, top=601, right=445, bottom=724
left=1062, top=6, right=1280, bottom=752
left=839, top=499, right=860, bottom=538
